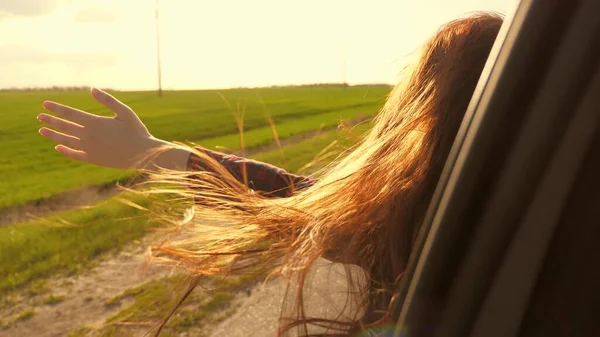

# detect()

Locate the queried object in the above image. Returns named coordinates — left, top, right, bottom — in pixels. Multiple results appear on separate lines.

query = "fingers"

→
left=37, top=113, right=86, bottom=139
left=39, top=127, right=83, bottom=150
left=55, top=145, right=89, bottom=162
left=91, top=88, right=136, bottom=121
left=42, top=101, right=98, bottom=126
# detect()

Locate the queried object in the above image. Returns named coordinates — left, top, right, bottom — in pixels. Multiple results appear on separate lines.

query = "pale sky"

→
left=0, top=0, right=517, bottom=90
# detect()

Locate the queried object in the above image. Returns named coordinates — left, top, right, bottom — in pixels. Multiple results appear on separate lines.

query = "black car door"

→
left=392, top=0, right=600, bottom=336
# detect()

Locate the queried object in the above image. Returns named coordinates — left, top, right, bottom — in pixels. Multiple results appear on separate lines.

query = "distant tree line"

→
left=0, top=86, right=114, bottom=92
left=266, top=83, right=392, bottom=88
left=0, top=83, right=392, bottom=93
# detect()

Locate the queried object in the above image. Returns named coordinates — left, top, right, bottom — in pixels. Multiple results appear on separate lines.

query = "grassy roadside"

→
left=67, top=273, right=260, bottom=337
left=0, top=122, right=372, bottom=299
left=0, top=195, right=154, bottom=295
left=0, top=119, right=374, bottom=336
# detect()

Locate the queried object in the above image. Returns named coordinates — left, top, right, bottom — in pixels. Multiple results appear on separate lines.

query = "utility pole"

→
left=155, top=0, right=163, bottom=97
left=342, top=44, right=348, bottom=91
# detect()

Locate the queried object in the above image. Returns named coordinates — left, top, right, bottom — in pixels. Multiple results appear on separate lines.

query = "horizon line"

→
left=0, top=82, right=394, bottom=93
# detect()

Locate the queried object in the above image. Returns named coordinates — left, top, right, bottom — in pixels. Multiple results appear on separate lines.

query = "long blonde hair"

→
left=141, top=12, right=503, bottom=336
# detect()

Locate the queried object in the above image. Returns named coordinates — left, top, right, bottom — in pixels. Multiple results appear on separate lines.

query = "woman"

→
left=37, top=12, right=503, bottom=336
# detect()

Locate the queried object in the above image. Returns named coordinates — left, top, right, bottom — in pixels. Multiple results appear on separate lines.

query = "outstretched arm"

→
left=37, top=88, right=315, bottom=197
left=37, top=87, right=190, bottom=171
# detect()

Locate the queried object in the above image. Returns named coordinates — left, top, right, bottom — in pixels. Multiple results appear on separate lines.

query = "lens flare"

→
left=353, top=324, right=409, bottom=336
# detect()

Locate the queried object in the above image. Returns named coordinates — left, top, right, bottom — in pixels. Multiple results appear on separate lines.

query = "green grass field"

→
left=0, top=86, right=381, bottom=297
left=0, top=87, right=379, bottom=336
left=0, top=124, right=371, bottom=295
left=0, top=195, right=152, bottom=294
left=252, top=121, right=372, bottom=173
left=0, top=86, right=389, bottom=208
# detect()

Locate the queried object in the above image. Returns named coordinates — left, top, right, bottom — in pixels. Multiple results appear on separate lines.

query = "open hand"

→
left=37, top=88, right=167, bottom=170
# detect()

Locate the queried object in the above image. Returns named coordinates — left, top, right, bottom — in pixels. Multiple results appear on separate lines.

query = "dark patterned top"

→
left=187, top=148, right=316, bottom=198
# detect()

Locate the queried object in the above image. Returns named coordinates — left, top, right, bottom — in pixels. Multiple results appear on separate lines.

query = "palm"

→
left=38, top=88, right=156, bottom=169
